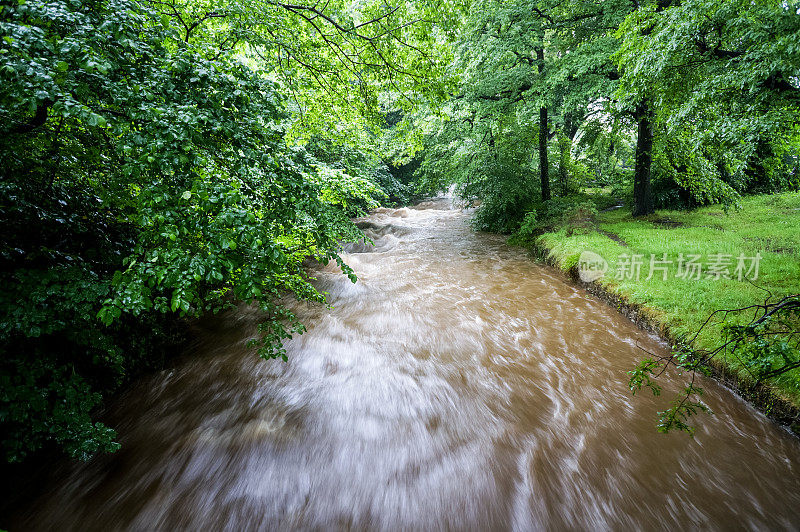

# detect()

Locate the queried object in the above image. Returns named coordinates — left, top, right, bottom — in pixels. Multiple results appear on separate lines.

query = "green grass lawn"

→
left=535, top=192, right=800, bottom=404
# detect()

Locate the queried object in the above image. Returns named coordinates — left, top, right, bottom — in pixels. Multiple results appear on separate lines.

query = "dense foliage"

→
left=415, top=0, right=800, bottom=230
left=615, top=0, right=800, bottom=205
left=0, top=0, right=439, bottom=462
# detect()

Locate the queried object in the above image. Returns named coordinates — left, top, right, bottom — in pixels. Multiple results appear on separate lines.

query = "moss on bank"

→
left=524, top=192, right=800, bottom=432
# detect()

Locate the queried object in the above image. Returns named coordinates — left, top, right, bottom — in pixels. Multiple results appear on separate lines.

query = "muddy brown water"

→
left=15, top=198, right=800, bottom=530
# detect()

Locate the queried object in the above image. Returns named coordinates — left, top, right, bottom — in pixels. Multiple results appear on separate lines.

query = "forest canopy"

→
left=0, top=0, right=453, bottom=461
left=416, top=0, right=800, bottom=229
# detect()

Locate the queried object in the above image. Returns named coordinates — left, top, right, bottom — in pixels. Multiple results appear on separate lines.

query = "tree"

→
left=632, top=102, right=655, bottom=216
left=537, top=45, right=551, bottom=201
left=418, top=0, right=644, bottom=226
left=184, top=0, right=463, bottom=137
left=413, top=0, right=554, bottom=231
left=614, top=0, right=800, bottom=208
left=0, top=0, right=407, bottom=461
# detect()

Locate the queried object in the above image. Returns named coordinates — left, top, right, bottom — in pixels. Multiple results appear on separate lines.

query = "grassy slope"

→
left=536, top=192, right=800, bottom=404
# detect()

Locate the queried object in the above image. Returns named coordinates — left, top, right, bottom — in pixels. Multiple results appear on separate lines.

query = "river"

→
left=15, top=197, right=800, bottom=530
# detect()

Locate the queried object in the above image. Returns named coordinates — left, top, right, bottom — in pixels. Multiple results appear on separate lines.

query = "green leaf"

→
left=87, top=113, right=106, bottom=128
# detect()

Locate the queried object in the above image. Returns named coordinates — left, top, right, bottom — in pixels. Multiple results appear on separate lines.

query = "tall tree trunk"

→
left=633, top=101, right=654, bottom=217
left=539, top=106, right=550, bottom=201
left=558, top=133, right=570, bottom=196
left=536, top=47, right=550, bottom=202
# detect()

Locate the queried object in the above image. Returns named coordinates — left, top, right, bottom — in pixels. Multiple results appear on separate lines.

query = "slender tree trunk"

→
left=539, top=106, right=551, bottom=201
left=633, top=101, right=654, bottom=217
left=536, top=47, right=550, bottom=202
left=558, top=133, right=570, bottom=195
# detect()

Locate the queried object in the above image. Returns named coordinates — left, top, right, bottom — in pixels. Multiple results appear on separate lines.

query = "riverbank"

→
left=523, top=192, right=800, bottom=434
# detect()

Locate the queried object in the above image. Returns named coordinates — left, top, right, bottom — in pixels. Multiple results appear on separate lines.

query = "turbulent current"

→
left=16, top=198, right=800, bottom=530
